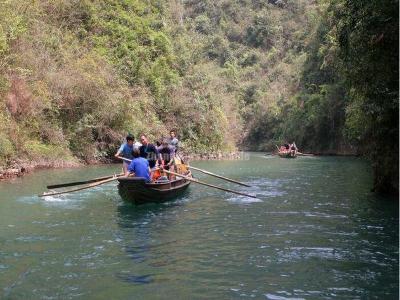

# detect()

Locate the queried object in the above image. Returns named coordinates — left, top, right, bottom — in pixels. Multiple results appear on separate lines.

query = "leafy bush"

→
left=194, top=15, right=212, bottom=34
left=0, top=133, right=13, bottom=160
left=246, top=11, right=279, bottom=49
left=24, top=140, right=71, bottom=160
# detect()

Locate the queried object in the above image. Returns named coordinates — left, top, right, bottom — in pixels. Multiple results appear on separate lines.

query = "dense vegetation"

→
left=0, top=0, right=398, bottom=194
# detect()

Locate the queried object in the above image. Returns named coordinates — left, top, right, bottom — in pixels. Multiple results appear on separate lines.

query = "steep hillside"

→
left=0, top=0, right=238, bottom=168
left=169, top=0, right=320, bottom=150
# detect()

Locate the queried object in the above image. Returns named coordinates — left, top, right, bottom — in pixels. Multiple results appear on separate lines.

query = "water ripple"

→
left=265, top=293, right=305, bottom=300
left=116, top=273, right=154, bottom=284
left=0, top=154, right=398, bottom=299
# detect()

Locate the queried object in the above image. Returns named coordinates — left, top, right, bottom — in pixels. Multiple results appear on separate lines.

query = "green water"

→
left=0, top=153, right=398, bottom=299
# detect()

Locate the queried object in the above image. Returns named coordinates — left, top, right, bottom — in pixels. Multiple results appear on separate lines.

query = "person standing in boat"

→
left=168, top=130, right=179, bottom=153
left=127, top=149, right=151, bottom=182
left=159, top=139, right=175, bottom=168
left=158, top=138, right=176, bottom=179
left=139, top=134, right=159, bottom=169
left=115, top=134, right=141, bottom=173
left=290, top=142, right=298, bottom=156
left=284, top=143, right=290, bottom=151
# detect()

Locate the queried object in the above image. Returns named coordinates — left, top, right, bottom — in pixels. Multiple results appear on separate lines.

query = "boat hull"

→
left=278, top=152, right=297, bottom=158
left=117, top=173, right=191, bottom=204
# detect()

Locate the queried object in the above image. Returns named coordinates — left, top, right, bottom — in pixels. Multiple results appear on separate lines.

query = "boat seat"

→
left=154, top=176, right=169, bottom=183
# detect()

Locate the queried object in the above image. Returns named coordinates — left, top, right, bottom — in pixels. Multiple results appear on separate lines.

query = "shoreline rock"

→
left=0, top=159, right=82, bottom=181
left=0, top=167, right=25, bottom=179
left=182, top=151, right=244, bottom=161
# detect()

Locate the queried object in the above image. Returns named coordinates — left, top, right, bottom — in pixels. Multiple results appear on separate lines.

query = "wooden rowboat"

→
left=278, top=152, right=297, bottom=158
left=117, top=170, right=192, bottom=204
left=39, top=159, right=256, bottom=200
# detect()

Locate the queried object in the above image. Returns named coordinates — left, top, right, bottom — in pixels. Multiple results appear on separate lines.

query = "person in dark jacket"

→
left=139, top=134, right=159, bottom=169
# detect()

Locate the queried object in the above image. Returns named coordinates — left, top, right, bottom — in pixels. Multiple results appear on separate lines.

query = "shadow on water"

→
left=115, top=198, right=188, bottom=285
left=116, top=273, right=154, bottom=284
left=116, top=200, right=177, bottom=228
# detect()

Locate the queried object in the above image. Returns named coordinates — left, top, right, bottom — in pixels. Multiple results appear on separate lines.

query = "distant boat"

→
left=117, top=169, right=192, bottom=204
left=276, top=144, right=297, bottom=158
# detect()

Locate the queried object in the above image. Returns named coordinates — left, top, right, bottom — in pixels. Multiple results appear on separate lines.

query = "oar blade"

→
left=46, top=174, right=123, bottom=189
left=163, top=169, right=258, bottom=199
left=40, top=176, right=120, bottom=197
left=187, top=166, right=251, bottom=187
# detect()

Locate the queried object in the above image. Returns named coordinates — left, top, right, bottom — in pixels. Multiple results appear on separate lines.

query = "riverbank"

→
left=0, top=151, right=243, bottom=181
left=180, top=151, right=244, bottom=161
left=0, top=149, right=361, bottom=181
left=266, top=152, right=360, bottom=157
left=0, top=158, right=82, bottom=180
left=243, top=143, right=359, bottom=156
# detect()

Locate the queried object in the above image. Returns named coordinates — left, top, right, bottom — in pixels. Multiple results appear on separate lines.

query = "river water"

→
left=0, top=153, right=398, bottom=299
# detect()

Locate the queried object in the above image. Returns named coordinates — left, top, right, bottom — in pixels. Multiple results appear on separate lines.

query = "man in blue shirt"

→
left=127, top=149, right=151, bottom=182
left=115, top=134, right=141, bottom=173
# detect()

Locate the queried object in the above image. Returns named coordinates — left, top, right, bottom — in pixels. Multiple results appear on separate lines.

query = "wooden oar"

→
left=297, top=152, right=314, bottom=156
left=39, top=176, right=121, bottom=197
left=47, top=173, right=124, bottom=189
left=187, top=165, right=251, bottom=187
left=162, top=169, right=258, bottom=199
left=173, top=153, right=251, bottom=187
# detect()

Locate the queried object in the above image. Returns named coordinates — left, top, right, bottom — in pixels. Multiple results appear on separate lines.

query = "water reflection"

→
left=116, top=272, right=154, bottom=284
left=115, top=201, right=186, bottom=285
left=116, top=201, right=183, bottom=228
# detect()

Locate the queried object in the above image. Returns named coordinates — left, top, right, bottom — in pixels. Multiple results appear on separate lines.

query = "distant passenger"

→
left=115, top=134, right=141, bottom=173
left=290, top=142, right=298, bottom=156
left=127, top=149, right=151, bottom=182
left=284, top=143, right=290, bottom=152
left=139, top=134, right=159, bottom=169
